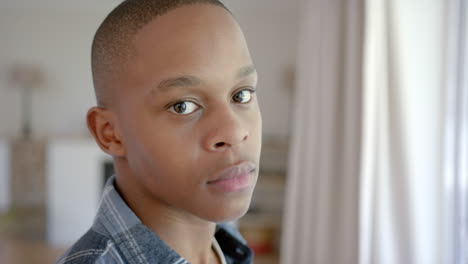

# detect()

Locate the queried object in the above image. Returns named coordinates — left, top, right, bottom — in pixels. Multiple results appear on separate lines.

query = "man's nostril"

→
left=215, top=142, right=225, bottom=148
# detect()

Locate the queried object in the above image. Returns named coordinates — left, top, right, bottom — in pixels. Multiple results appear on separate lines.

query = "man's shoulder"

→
left=56, top=228, right=124, bottom=264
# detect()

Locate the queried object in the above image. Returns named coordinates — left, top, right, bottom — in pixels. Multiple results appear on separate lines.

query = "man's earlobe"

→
left=86, top=107, right=126, bottom=157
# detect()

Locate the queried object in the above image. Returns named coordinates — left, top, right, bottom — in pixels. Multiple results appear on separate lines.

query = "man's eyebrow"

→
left=155, top=65, right=257, bottom=92
left=237, top=65, right=257, bottom=79
left=156, top=75, right=202, bottom=91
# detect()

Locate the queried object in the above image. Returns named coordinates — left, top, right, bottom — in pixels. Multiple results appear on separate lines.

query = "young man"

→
left=56, top=0, right=261, bottom=263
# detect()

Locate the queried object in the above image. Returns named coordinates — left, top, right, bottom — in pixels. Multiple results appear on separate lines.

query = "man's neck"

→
left=146, top=212, right=218, bottom=263
left=115, top=174, right=220, bottom=264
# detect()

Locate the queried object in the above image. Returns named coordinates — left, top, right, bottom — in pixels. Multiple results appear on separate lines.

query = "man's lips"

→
left=207, top=161, right=256, bottom=192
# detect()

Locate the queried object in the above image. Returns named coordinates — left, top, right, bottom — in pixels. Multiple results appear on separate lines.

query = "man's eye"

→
left=232, top=89, right=255, bottom=104
left=168, top=101, right=200, bottom=115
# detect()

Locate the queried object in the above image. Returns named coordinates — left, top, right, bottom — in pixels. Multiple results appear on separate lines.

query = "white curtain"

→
left=443, top=0, right=468, bottom=263
left=281, top=0, right=467, bottom=264
left=360, top=0, right=446, bottom=263
left=280, top=0, right=364, bottom=263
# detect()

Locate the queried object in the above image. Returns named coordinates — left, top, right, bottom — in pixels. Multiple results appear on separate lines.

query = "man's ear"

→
left=86, top=107, right=126, bottom=157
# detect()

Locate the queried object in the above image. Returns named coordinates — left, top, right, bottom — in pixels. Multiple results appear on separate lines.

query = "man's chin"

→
left=204, top=199, right=253, bottom=223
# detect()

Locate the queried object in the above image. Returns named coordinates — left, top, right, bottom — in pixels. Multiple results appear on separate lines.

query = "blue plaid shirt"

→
left=56, top=176, right=253, bottom=264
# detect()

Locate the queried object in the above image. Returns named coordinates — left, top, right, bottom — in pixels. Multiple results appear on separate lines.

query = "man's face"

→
left=113, top=4, right=262, bottom=222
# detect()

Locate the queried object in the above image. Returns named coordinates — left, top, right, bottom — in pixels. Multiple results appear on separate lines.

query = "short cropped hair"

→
left=91, top=0, right=229, bottom=107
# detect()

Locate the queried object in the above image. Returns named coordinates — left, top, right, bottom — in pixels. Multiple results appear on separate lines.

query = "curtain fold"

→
left=443, top=0, right=468, bottom=263
left=281, top=0, right=465, bottom=263
left=280, top=0, right=363, bottom=263
left=361, top=1, right=454, bottom=263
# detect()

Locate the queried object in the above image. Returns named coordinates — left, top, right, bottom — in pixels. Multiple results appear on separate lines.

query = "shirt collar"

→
left=92, top=175, right=253, bottom=264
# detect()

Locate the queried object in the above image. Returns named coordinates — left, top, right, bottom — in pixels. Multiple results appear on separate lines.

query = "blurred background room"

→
left=0, top=0, right=467, bottom=264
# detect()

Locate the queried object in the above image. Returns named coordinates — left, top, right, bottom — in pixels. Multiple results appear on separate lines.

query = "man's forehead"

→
left=155, top=65, right=257, bottom=92
left=132, top=4, right=238, bottom=47
left=123, top=4, right=252, bottom=90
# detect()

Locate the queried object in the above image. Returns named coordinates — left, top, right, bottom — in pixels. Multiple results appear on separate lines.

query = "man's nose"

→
left=203, top=108, right=249, bottom=152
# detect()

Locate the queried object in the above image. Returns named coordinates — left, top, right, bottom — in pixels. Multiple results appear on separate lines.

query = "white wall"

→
left=0, top=0, right=299, bottom=140
left=47, top=138, right=110, bottom=246
left=0, top=139, right=10, bottom=213
left=0, top=8, right=113, bottom=138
